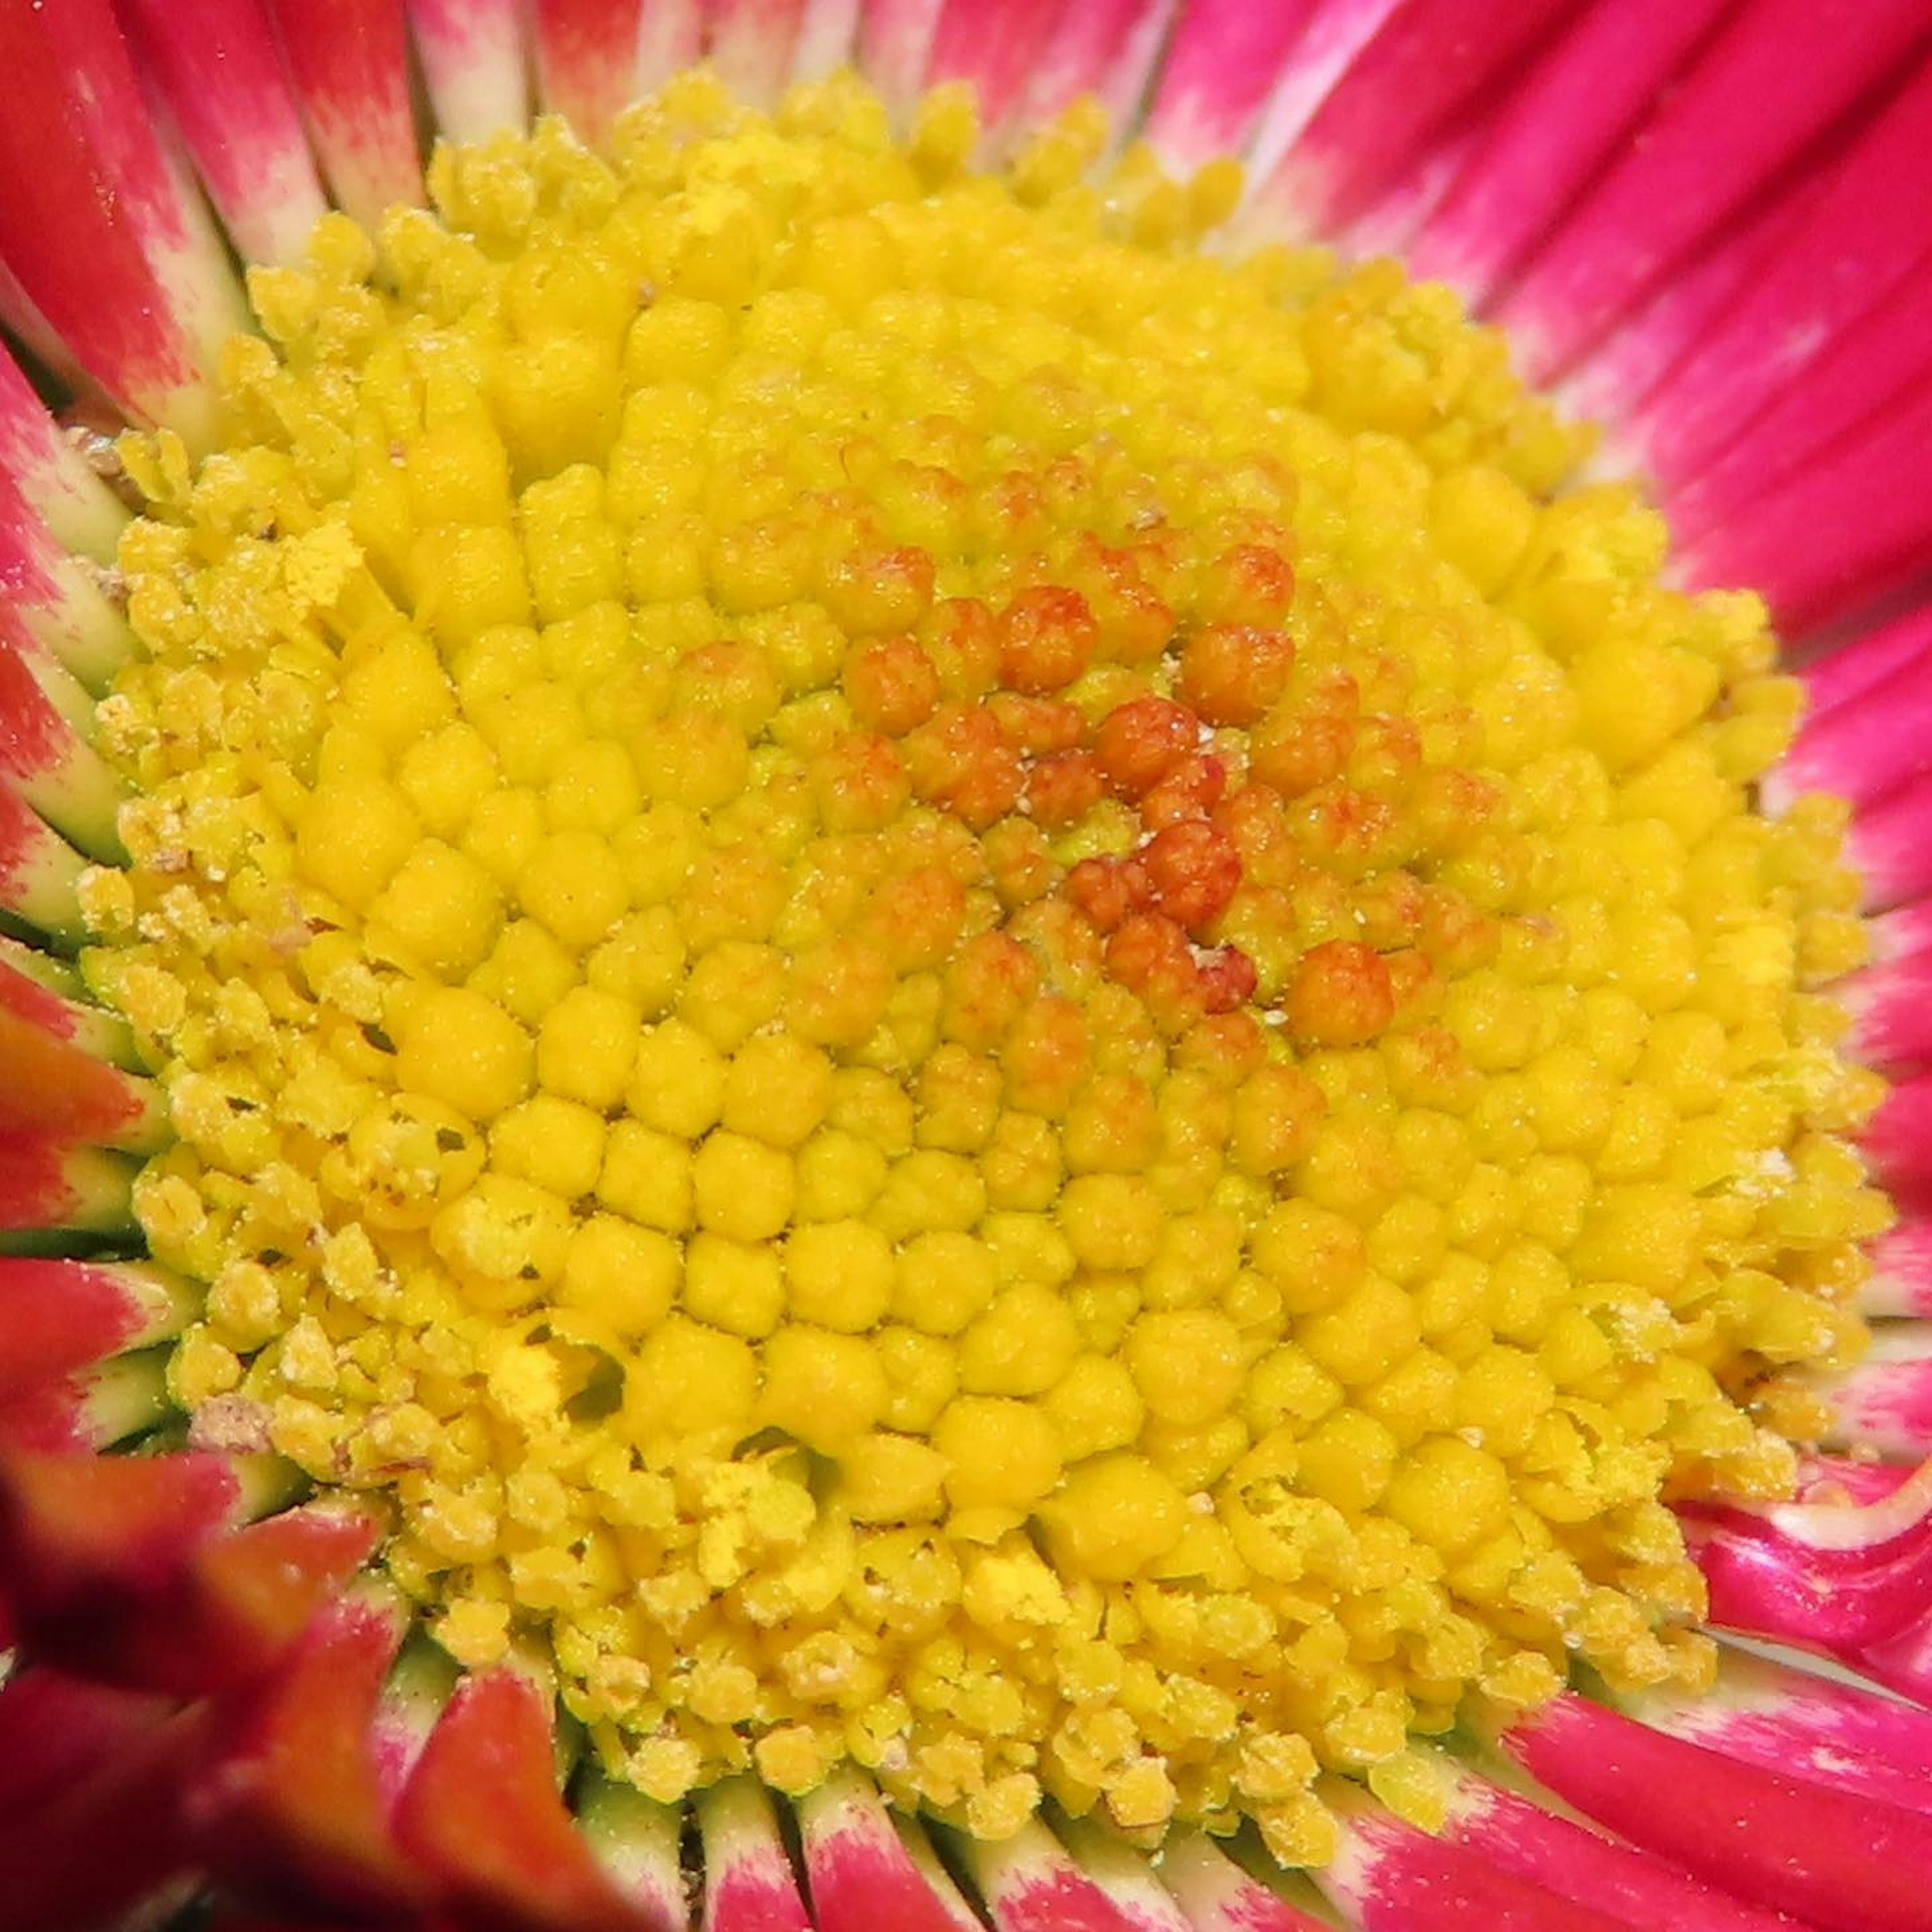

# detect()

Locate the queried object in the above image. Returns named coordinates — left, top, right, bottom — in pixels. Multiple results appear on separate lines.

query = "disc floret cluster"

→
left=86, top=71, right=1883, bottom=1865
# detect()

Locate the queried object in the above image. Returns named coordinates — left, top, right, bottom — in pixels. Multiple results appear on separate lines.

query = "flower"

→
left=1, top=3, right=1930, bottom=1930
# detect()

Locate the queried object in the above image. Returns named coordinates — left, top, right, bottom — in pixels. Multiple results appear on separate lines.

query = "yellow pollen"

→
left=90, top=70, right=1885, bottom=1855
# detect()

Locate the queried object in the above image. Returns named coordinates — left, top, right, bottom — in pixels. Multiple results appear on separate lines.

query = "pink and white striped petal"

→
left=0, top=1138, right=138, bottom=1246
left=699, top=1777, right=814, bottom=1932
left=1635, top=54, right=1932, bottom=493
left=0, top=341, right=126, bottom=566
left=578, top=1776, right=687, bottom=1932
left=1317, top=1781, right=1635, bottom=1931
left=1845, top=768, right=1932, bottom=915
left=709, top=0, right=809, bottom=107
left=267, top=0, right=424, bottom=231
left=1436, top=1755, right=1795, bottom=1931
left=1500, top=1688, right=1932, bottom=1932
left=1798, top=603, right=1932, bottom=727
left=0, top=786, right=88, bottom=946
left=1617, top=1645, right=1932, bottom=1822
left=408, top=0, right=530, bottom=144
left=1841, top=950, right=1932, bottom=1073
left=1052, top=1814, right=1194, bottom=1932
left=1769, top=628, right=1932, bottom=816
left=1157, top=1829, right=1334, bottom=1931
left=1863, top=1220, right=1932, bottom=1318
left=1251, top=0, right=1579, bottom=240
left=1863, top=1072, right=1932, bottom=1210
left=633, top=0, right=707, bottom=95
left=1497, top=0, right=1928, bottom=383
left=533, top=0, right=646, bottom=151
left=964, top=1814, right=1151, bottom=1931
left=119, top=0, right=330, bottom=269
left=925, top=0, right=1076, bottom=152
left=1670, top=247, right=1932, bottom=548
left=790, top=0, right=865, bottom=85
left=1016, top=0, right=1177, bottom=137
left=1407, top=0, right=1732, bottom=307
left=858, top=0, right=950, bottom=124
left=1143, top=3, right=1319, bottom=174
left=0, top=478, right=134, bottom=692
left=0, top=0, right=245, bottom=440
left=0, top=633, right=125, bottom=859
left=1816, top=1323, right=1932, bottom=1459
left=795, top=1769, right=978, bottom=1932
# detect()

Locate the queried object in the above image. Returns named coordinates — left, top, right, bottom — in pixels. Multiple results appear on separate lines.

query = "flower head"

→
left=1, top=5, right=1930, bottom=1931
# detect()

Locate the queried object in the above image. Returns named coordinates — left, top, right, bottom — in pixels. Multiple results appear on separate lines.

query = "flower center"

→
left=85, top=70, right=1884, bottom=1863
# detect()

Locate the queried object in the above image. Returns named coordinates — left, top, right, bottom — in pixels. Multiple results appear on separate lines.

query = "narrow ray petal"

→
left=1498, top=0, right=1928, bottom=382
left=266, top=0, right=424, bottom=231
left=1671, top=250, right=1932, bottom=547
left=1407, top=0, right=1733, bottom=305
left=1800, top=603, right=1932, bottom=723
left=1436, top=1755, right=1795, bottom=1931
left=858, top=0, right=949, bottom=123
left=1500, top=1689, right=1932, bottom=1932
left=1816, top=1324, right=1932, bottom=1458
left=1769, top=636, right=1932, bottom=815
left=964, top=1815, right=1145, bottom=1930
left=1319, top=1782, right=1635, bottom=1931
left=1159, top=1828, right=1334, bottom=1931
left=698, top=1776, right=815, bottom=1932
left=1863, top=1219, right=1932, bottom=1317
left=534, top=0, right=647, bottom=152
left=119, top=0, right=331, bottom=269
left=0, top=1137, right=138, bottom=1246
left=1142, top=2, right=1317, bottom=172
left=0, top=340, right=127, bottom=565
left=578, top=1776, right=688, bottom=1932
left=1843, top=767, right=1932, bottom=914
left=394, top=1666, right=662, bottom=1929
left=1616, top=1645, right=1932, bottom=1820
left=188, top=1592, right=430, bottom=1918
left=709, top=0, right=809, bottom=107
left=0, top=0, right=242, bottom=438
left=1053, top=1815, right=1194, bottom=1932
left=0, top=1259, right=190, bottom=1396
left=925, top=0, right=1075, bottom=150
left=1019, top=0, right=1176, bottom=135
left=1634, top=54, right=1932, bottom=489
left=1252, top=0, right=1580, bottom=238
left=408, top=0, right=531, bottom=143
left=795, top=1769, right=978, bottom=1932
left=790, top=0, right=865, bottom=85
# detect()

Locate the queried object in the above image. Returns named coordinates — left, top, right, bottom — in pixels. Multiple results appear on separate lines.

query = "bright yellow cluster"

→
left=87, top=73, right=1884, bottom=1862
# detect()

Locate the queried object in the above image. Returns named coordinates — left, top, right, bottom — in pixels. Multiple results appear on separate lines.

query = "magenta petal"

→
left=1021, top=0, right=1175, bottom=136
left=1863, top=1219, right=1932, bottom=1318
left=1320, top=1783, right=1636, bottom=1932
left=1842, top=950, right=1932, bottom=1074
left=1844, top=768, right=1932, bottom=914
left=0, top=0, right=242, bottom=438
left=926, top=0, right=1078, bottom=149
left=1615, top=1647, right=1932, bottom=1823
left=532, top=0, right=646, bottom=151
left=407, top=0, right=530, bottom=143
left=1159, top=1829, right=1333, bottom=1931
left=795, top=1770, right=978, bottom=1932
left=1438, top=1758, right=1795, bottom=1932
left=1635, top=54, right=1932, bottom=490
left=1799, top=603, right=1932, bottom=725
left=266, top=0, right=423, bottom=230
left=1502, top=1691, right=1932, bottom=1932
left=858, top=0, right=949, bottom=122
left=1254, top=0, right=1580, bottom=238
left=119, top=0, right=330, bottom=268
left=1770, top=635, right=1932, bottom=815
left=1673, top=248, right=1932, bottom=551
left=699, top=1777, right=815, bottom=1932
left=965, top=1816, right=1145, bottom=1931
left=709, top=0, right=810, bottom=106
left=1499, top=0, right=1927, bottom=382
left=1408, top=0, right=1732, bottom=304
left=1142, top=1, right=1318, bottom=171
left=1818, top=1327, right=1932, bottom=1459
left=0, top=339, right=126, bottom=565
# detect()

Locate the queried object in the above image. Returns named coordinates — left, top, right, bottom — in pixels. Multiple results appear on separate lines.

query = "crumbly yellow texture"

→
left=92, top=73, right=1884, bottom=1862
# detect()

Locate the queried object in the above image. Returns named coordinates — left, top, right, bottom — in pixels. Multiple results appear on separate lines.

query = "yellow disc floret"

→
left=93, top=70, right=1883, bottom=1858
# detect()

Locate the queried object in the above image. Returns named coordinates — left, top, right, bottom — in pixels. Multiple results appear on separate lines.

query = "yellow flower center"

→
left=85, top=70, right=1884, bottom=1862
